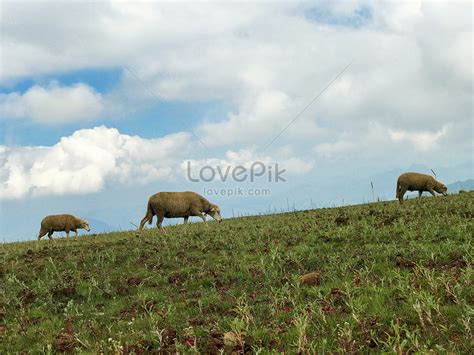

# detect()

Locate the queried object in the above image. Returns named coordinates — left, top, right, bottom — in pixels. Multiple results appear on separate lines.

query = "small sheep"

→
left=396, top=172, right=448, bottom=203
left=38, top=214, right=91, bottom=240
left=139, top=191, right=222, bottom=231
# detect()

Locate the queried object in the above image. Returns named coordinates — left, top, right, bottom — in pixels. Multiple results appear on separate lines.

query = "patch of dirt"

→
left=52, top=286, right=76, bottom=298
left=53, top=319, right=77, bottom=353
left=136, top=254, right=149, bottom=266
left=120, top=300, right=159, bottom=319
left=168, top=273, right=184, bottom=286
left=127, top=277, right=142, bottom=286
left=300, top=222, right=313, bottom=233
left=334, top=215, right=349, bottom=226
left=424, top=252, right=467, bottom=270
left=116, top=286, right=128, bottom=296
left=379, top=215, right=397, bottom=227
left=22, top=249, right=35, bottom=263
left=226, top=335, right=253, bottom=354
left=395, top=255, right=416, bottom=269
left=320, top=235, right=331, bottom=242
left=329, top=288, right=349, bottom=312
left=395, top=294, right=406, bottom=306
left=367, top=209, right=381, bottom=217
left=189, top=317, right=205, bottom=326
left=160, top=328, right=177, bottom=352
left=267, top=338, right=280, bottom=350
left=62, top=271, right=74, bottom=284
left=449, top=259, right=467, bottom=268
left=300, top=271, right=320, bottom=286
left=27, top=316, right=45, bottom=326
left=448, top=252, right=467, bottom=268
left=277, top=304, right=292, bottom=314
left=86, top=322, right=101, bottom=338
left=352, top=273, right=362, bottom=286
left=249, top=266, right=265, bottom=278
left=461, top=211, right=474, bottom=219
left=206, top=332, right=224, bottom=354
left=122, top=344, right=142, bottom=354
left=425, top=259, right=438, bottom=269
left=18, top=289, right=36, bottom=305
left=354, top=316, right=381, bottom=348
left=207, top=271, right=223, bottom=288
left=318, top=299, right=336, bottom=314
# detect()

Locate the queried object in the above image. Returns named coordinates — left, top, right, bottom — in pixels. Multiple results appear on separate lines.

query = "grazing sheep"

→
left=38, top=214, right=91, bottom=240
left=396, top=172, right=448, bottom=203
left=139, top=191, right=222, bottom=231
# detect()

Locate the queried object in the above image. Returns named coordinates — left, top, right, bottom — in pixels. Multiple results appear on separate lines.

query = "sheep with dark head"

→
left=139, top=191, right=222, bottom=231
left=396, top=172, right=448, bottom=203
left=38, top=214, right=90, bottom=240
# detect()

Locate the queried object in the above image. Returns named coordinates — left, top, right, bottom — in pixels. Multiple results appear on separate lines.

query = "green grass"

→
left=1, top=193, right=473, bottom=353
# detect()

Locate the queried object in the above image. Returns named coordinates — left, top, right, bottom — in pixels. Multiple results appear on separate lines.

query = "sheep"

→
left=38, top=214, right=91, bottom=240
left=396, top=172, right=448, bottom=203
left=139, top=191, right=222, bottom=231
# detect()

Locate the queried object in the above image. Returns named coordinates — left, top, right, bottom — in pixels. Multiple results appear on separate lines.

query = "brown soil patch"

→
left=300, top=272, right=320, bottom=286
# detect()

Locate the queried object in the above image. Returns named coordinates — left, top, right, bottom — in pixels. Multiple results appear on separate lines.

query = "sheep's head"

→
left=80, top=219, right=91, bottom=231
left=435, top=183, right=448, bottom=196
left=207, top=204, right=223, bottom=223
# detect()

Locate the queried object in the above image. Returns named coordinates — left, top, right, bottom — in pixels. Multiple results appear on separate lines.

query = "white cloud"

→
left=0, top=126, right=191, bottom=199
left=0, top=1, right=471, bottom=171
left=1, top=127, right=313, bottom=200
left=389, top=125, right=448, bottom=151
left=0, top=82, right=104, bottom=123
left=315, top=140, right=354, bottom=157
left=199, top=90, right=297, bottom=147
left=311, top=122, right=465, bottom=175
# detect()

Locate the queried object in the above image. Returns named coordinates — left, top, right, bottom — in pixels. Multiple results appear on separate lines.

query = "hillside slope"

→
left=1, top=193, right=473, bottom=353
left=447, top=179, right=474, bottom=193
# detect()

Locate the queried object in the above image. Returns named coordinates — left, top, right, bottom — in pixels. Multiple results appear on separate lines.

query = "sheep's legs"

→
left=47, top=230, right=53, bottom=240
left=418, top=191, right=423, bottom=199
left=398, top=188, right=407, bottom=204
left=139, top=213, right=153, bottom=230
left=183, top=214, right=206, bottom=225
left=74, top=230, right=78, bottom=237
left=428, top=189, right=436, bottom=197
left=156, top=213, right=165, bottom=232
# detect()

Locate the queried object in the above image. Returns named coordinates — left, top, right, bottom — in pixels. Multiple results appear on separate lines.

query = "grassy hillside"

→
left=447, top=179, right=474, bottom=194
left=1, top=193, right=473, bottom=353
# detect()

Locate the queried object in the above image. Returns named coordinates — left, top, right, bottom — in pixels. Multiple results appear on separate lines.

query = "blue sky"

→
left=0, top=1, right=472, bottom=241
left=305, top=3, right=372, bottom=28
left=0, top=67, right=230, bottom=146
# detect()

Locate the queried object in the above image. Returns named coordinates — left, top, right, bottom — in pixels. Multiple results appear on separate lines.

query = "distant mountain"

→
left=447, top=179, right=474, bottom=193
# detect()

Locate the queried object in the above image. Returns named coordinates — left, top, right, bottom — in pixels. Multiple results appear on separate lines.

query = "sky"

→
left=0, top=1, right=473, bottom=242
